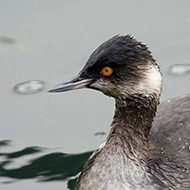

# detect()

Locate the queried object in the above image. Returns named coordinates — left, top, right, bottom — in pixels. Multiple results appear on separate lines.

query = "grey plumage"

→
left=76, top=95, right=190, bottom=190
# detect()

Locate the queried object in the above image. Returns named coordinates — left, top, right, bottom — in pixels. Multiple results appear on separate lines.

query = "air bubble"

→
left=13, top=80, right=45, bottom=95
left=169, top=64, right=190, bottom=76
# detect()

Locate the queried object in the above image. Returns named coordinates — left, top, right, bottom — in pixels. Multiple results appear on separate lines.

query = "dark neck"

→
left=106, top=96, right=158, bottom=157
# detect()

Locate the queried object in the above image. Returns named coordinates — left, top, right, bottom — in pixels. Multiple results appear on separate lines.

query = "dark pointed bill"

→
left=48, top=77, right=92, bottom=93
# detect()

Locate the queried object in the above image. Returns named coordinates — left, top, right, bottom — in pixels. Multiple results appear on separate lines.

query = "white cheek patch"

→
left=145, top=65, right=162, bottom=95
left=126, top=64, right=162, bottom=97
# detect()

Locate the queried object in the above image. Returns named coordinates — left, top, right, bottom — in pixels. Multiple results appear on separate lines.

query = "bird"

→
left=49, top=35, right=190, bottom=190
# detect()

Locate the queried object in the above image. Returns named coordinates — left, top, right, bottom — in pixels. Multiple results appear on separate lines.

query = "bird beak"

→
left=48, top=75, right=92, bottom=93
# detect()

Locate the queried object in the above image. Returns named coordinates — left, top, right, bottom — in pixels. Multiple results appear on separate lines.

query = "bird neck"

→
left=107, top=96, right=158, bottom=157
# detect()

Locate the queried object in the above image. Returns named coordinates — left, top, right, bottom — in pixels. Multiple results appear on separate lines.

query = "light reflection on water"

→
left=0, top=140, right=93, bottom=190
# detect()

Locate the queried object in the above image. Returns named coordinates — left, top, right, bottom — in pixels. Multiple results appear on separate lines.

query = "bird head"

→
left=49, top=35, right=162, bottom=104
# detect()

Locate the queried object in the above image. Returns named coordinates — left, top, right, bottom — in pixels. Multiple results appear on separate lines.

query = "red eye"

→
left=101, top=67, right=113, bottom=76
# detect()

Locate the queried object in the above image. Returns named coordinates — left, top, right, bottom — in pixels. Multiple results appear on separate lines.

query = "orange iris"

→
left=101, top=66, right=113, bottom=76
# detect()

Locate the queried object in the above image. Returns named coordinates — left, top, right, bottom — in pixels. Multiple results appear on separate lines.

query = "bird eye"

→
left=101, top=66, right=113, bottom=76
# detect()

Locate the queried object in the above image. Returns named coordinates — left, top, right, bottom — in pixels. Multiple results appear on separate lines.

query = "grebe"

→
left=49, top=35, right=190, bottom=190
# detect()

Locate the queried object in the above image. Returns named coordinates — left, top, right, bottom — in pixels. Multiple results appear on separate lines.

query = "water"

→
left=0, top=36, right=15, bottom=44
left=13, top=80, right=45, bottom=94
left=1, top=0, right=190, bottom=189
left=169, top=64, right=190, bottom=75
left=0, top=141, right=92, bottom=189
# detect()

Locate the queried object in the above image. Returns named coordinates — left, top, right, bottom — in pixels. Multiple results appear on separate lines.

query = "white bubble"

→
left=169, top=64, right=190, bottom=76
left=13, top=80, right=45, bottom=95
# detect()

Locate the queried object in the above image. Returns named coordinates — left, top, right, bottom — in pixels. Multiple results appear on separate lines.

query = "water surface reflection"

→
left=0, top=140, right=93, bottom=189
